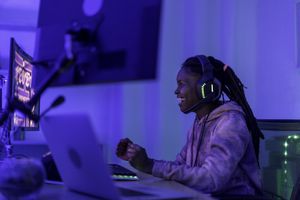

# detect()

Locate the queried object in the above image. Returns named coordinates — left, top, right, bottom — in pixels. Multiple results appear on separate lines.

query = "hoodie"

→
left=152, top=101, right=262, bottom=195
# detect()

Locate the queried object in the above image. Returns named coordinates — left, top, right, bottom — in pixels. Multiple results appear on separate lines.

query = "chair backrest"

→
left=290, top=175, right=300, bottom=200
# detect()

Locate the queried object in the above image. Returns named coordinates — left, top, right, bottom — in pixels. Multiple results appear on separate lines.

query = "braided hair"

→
left=182, top=55, right=264, bottom=163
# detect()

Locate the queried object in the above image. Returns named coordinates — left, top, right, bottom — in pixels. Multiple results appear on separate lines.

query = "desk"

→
left=36, top=172, right=216, bottom=200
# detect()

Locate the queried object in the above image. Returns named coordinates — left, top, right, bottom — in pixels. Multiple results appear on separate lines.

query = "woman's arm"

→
left=152, top=112, right=250, bottom=193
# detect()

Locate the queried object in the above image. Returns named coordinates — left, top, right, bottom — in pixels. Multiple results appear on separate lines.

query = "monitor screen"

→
left=8, top=38, right=40, bottom=131
left=34, top=0, right=161, bottom=86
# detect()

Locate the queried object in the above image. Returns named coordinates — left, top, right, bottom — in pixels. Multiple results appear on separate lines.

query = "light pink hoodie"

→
left=152, top=101, right=262, bottom=195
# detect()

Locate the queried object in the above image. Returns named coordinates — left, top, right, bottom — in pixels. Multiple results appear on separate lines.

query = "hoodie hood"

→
left=206, top=101, right=244, bottom=122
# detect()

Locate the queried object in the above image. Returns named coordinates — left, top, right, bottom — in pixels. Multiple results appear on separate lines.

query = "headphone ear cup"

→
left=196, top=78, right=221, bottom=103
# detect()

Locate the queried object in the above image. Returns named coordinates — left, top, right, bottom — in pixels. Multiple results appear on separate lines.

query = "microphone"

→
left=182, top=101, right=204, bottom=114
left=0, top=158, right=45, bottom=199
left=38, top=95, right=65, bottom=121
left=50, top=95, right=65, bottom=108
left=9, top=95, right=65, bottom=123
left=8, top=95, right=65, bottom=141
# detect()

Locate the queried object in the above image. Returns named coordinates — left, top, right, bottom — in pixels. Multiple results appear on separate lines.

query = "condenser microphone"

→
left=52, top=95, right=65, bottom=106
left=38, top=95, right=65, bottom=120
left=0, top=158, right=45, bottom=199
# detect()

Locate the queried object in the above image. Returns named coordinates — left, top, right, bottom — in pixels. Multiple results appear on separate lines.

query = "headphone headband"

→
left=196, top=55, right=214, bottom=82
left=196, top=55, right=221, bottom=103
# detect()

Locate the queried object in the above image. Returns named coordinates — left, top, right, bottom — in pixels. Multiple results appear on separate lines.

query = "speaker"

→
left=196, top=55, right=221, bottom=103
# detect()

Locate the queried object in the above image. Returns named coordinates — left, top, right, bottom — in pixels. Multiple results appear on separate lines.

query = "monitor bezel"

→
left=8, top=37, right=40, bottom=131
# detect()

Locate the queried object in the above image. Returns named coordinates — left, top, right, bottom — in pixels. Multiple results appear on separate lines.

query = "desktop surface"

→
left=39, top=114, right=215, bottom=199
left=38, top=171, right=215, bottom=200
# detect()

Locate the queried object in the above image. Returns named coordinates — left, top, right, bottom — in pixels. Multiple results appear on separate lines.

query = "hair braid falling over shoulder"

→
left=207, top=56, right=264, bottom=164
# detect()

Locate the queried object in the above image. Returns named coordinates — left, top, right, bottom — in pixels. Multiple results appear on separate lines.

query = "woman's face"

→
left=175, top=67, right=200, bottom=113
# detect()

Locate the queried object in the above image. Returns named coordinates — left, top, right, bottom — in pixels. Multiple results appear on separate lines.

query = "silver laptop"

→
left=41, top=114, right=209, bottom=200
left=41, top=113, right=122, bottom=199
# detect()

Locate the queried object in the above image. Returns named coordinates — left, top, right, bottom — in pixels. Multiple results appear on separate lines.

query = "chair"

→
left=290, top=175, right=300, bottom=200
left=262, top=175, right=300, bottom=200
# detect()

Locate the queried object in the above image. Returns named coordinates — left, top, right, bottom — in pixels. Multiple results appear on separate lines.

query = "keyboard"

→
left=108, top=164, right=139, bottom=181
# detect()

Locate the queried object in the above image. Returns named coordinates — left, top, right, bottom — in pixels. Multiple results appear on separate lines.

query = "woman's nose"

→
left=174, top=87, right=179, bottom=95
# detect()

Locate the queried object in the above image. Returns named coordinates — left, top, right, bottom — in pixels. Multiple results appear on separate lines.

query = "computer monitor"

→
left=34, top=0, right=161, bottom=86
left=8, top=38, right=40, bottom=131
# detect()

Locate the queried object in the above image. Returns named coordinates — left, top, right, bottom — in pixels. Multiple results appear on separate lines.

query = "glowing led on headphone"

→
left=201, top=83, right=206, bottom=98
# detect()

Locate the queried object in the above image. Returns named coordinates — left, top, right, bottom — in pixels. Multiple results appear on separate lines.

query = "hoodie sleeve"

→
left=152, top=111, right=250, bottom=193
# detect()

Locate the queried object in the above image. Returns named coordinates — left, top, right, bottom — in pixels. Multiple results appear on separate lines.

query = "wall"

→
left=0, top=0, right=38, bottom=66
left=0, top=0, right=300, bottom=163
left=256, top=0, right=300, bottom=119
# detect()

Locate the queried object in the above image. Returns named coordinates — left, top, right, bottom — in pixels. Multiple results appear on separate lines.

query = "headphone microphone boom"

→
left=183, top=55, right=222, bottom=113
left=183, top=101, right=204, bottom=114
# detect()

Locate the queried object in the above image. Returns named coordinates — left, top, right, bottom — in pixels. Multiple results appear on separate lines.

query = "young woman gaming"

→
left=116, top=55, right=264, bottom=197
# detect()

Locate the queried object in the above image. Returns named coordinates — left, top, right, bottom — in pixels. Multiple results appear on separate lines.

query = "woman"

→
left=116, top=55, right=264, bottom=196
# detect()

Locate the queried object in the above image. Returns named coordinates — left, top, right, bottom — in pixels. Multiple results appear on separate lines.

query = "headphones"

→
left=182, top=55, right=222, bottom=113
left=195, top=55, right=222, bottom=104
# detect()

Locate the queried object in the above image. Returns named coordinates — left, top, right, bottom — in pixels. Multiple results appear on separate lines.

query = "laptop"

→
left=41, top=114, right=207, bottom=200
left=41, top=114, right=123, bottom=199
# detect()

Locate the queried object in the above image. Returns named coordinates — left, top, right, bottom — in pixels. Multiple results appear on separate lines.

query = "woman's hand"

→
left=116, top=138, right=153, bottom=174
left=116, top=138, right=133, bottom=161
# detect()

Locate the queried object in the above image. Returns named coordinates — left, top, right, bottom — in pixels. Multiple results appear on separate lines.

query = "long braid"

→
left=208, top=56, right=264, bottom=162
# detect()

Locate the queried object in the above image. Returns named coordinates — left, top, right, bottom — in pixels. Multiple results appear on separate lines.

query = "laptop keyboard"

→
left=108, top=164, right=138, bottom=181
